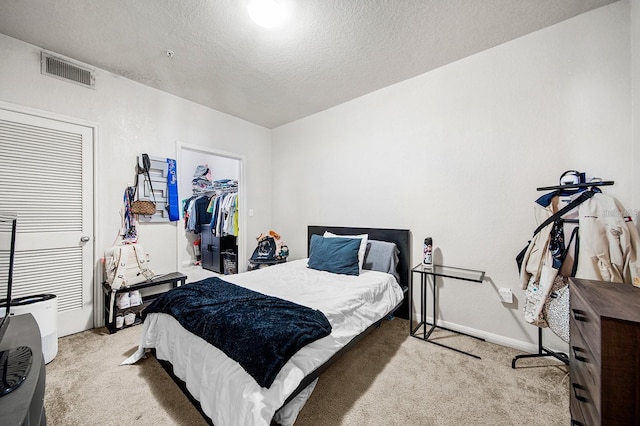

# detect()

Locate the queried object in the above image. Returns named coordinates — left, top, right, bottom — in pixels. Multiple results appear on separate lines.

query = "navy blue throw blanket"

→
left=143, top=277, right=332, bottom=388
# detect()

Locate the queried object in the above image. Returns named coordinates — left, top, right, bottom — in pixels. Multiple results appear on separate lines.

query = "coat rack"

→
left=512, top=172, right=614, bottom=368
left=535, top=180, right=614, bottom=191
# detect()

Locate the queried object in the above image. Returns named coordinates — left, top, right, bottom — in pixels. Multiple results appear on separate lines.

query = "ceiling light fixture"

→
left=248, top=0, right=290, bottom=28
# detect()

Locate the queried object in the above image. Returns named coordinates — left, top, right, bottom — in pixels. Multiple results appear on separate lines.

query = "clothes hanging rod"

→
left=536, top=181, right=614, bottom=191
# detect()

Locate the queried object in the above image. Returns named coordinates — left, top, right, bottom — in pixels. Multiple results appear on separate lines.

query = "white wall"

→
left=272, top=2, right=633, bottom=349
left=0, top=34, right=272, bottom=299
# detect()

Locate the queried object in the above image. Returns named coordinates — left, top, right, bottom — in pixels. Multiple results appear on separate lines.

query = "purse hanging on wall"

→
left=131, top=154, right=157, bottom=216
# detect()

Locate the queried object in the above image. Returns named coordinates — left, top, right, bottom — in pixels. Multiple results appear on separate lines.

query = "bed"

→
left=123, top=225, right=411, bottom=425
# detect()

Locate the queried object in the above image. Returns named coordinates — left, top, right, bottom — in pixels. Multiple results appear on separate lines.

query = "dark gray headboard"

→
left=307, top=225, right=411, bottom=319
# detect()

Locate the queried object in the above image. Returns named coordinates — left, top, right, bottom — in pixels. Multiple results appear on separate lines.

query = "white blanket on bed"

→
left=122, top=259, right=404, bottom=426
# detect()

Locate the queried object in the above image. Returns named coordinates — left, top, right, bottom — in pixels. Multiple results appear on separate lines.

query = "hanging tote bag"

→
left=130, top=199, right=155, bottom=216
left=544, top=278, right=571, bottom=343
left=543, top=227, right=580, bottom=343
left=131, top=153, right=157, bottom=216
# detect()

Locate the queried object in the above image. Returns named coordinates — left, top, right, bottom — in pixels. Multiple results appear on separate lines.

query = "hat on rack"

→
left=559, top=170, right=585, bottom=186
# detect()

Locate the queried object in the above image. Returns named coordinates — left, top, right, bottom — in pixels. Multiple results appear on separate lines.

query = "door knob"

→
left=80, top=236, right=90, bottom=242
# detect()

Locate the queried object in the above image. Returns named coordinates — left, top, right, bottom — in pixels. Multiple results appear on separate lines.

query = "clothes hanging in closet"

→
left=207, top=191, right=238, bottom=237
left=183, top=195, right=213, bottom=234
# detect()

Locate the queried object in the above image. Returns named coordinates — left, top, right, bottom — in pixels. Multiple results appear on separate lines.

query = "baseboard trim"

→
left=415, top=316, right=568, bottom=355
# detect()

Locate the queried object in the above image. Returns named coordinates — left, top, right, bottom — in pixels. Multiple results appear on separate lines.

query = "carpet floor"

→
left=44, top=318, right=570, bottom=425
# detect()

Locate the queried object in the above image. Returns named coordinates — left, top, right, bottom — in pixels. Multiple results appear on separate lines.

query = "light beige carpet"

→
left=44, top=319, right=569, bottom=425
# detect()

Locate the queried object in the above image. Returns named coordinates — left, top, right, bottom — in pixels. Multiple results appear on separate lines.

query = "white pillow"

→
left=323, top=231, right=368, bottom=272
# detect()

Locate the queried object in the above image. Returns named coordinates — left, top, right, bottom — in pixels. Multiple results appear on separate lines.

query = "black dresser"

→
left=200, top=224, right=237, bottom=274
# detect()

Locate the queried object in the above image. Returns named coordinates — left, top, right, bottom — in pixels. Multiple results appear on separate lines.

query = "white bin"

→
left=8, top=294, right=58, bottom=364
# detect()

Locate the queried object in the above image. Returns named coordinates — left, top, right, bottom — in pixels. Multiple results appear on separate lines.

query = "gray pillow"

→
left=363, top=240, right=400, bottom=282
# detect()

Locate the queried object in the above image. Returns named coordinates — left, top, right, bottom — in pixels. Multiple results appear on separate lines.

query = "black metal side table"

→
left=410, top=264, right=485, bottom=359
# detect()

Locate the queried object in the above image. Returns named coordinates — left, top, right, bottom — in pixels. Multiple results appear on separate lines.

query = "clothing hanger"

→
left=536, top=170, right=614, bottom=191
left=538, top=185, right=607, bottom=222
left=536, top=171, right=614, bottom=223
left=536, top=181, right=614, bottom=191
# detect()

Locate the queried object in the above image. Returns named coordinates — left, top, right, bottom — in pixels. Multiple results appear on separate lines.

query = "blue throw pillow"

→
left=308, top=234, right=361, bottom=276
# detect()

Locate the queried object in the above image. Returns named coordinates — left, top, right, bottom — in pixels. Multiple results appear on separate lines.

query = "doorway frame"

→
left=0, top=99, right=101, bottom=332
left=176, top=141, right=247, bottom=274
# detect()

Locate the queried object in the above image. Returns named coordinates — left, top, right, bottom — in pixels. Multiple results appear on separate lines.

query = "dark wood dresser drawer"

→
left=569, top=278, right=640, bottom=426
left=569, top=329, right=600, bottom=411
left=569, top=285, right=601, bottom=362
left=570, top=362, right=600, bottom=423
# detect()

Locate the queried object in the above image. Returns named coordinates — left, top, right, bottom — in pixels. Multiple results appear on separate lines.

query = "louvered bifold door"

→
left=0, top=107, right=94, bottom=336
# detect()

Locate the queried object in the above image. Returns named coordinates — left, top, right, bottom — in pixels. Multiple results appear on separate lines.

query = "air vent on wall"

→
left=40, top=52, right=95, bottom=89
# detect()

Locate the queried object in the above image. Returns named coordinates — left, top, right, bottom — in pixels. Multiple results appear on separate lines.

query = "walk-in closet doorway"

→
left=176, top=143, right=246, bottom=278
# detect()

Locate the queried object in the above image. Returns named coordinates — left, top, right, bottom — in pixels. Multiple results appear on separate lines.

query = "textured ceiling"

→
left=0, top=0, right=619, bottom=128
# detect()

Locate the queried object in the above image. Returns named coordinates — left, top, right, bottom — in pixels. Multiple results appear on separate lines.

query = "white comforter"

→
left=123, top=259, right=404, bottom=426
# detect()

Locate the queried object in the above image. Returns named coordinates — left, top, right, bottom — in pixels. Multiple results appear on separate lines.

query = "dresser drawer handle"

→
left=571, top=309, right=589, bottom=322
left=571, top=346, right=588, bottom=363
left=572, top=383, right=589, bottom=403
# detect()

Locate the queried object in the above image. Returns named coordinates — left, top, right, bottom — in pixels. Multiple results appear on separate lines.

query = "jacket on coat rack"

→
left=519, top=190, right=640, bottom=330
left=520, top=191, right=640, bottom=288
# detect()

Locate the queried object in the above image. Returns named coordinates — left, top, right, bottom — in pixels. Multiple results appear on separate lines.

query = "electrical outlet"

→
left=499, top=287, right=513, bottom=303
